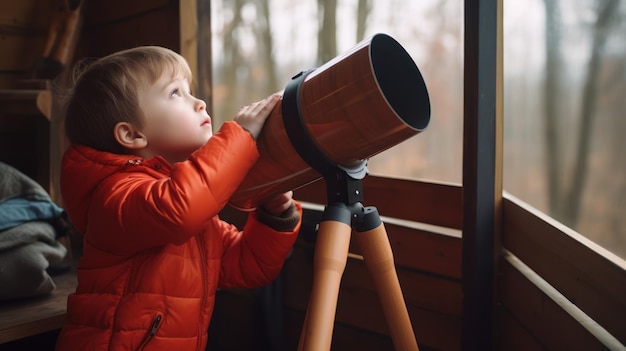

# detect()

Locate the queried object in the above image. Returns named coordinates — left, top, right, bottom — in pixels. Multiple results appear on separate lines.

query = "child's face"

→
left=138, top=72, right=212, bottom=164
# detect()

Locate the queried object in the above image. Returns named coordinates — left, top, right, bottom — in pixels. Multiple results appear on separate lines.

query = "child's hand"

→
left=260, top=191, right=294, bottom=216
left=235, top=94, right=281, bottom=139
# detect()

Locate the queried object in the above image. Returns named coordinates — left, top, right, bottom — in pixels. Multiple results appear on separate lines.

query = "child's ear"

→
left=114, top=122, right=147, bottom=150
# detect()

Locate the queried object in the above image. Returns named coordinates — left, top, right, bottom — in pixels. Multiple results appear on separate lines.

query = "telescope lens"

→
left=371, top=34, right=431, bottom=131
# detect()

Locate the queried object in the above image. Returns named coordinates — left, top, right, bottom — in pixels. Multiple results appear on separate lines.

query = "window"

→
left=504, top=0, right=626, bottom=259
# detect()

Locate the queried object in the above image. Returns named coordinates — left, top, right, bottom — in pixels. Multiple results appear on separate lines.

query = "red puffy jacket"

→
left=55, top=122, right=301, bottom=351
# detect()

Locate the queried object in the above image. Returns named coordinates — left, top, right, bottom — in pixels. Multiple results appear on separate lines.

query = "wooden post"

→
left=462, top=0, right=503, bottom=349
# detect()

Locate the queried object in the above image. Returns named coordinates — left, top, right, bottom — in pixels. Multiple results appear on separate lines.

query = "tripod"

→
left=296, top=167, right=419, bottom=351
left=279, top=69, right=419, bottom=350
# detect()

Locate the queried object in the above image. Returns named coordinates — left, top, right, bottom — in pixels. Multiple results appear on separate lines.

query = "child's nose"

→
left=195, top=98, right=206, bottom=111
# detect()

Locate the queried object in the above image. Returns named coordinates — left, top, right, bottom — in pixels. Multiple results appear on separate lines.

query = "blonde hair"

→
left=63, top=46, right=193, bottom=154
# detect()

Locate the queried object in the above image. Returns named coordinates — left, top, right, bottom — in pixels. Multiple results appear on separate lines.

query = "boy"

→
left=55, top=46, right=302, bottom=350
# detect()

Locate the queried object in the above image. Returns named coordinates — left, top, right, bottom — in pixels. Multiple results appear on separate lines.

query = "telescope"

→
left=229, top=33, right=431, bottom=210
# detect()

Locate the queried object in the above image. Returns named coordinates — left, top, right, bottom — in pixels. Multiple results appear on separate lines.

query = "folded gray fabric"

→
left=0, top=221, right=67, bottom=300
left=0, top=162, right=69, bottom=300
left=0, top=162, right=51, bottom=203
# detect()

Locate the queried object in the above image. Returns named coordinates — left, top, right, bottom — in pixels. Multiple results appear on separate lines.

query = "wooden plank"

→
left=341, top=253, right=462, bottom=317
left=49, top=81, right=69, bottom=206
left=356, top=221, right=462, bottom=280
left=222, top=201, right=462, bottom=280
left=503, top=194, right=626, bottom=344
left=0, top=36, right=47, bottom=74
left=290, top=237, right=463, bottom=314
left=76, top=3, right=180, bottom=59
left=316, top=281, right=461, bottom=351
left=83, top=4, right=179, bottom=57
left=0, top=271, right=77, bottom=343
left=0, top=1, right=50, bottom=29
left=196, top=0, right=212, bottom=112
left=296, top=176, right=463, bottom=230
left=0, top=77, right=17, bottom=90
left=498, top=251, right=621, bottom=350
left=496, top=307, right=545, bottom=351
left=0, top=113, right=50, bottom=190
left=0, top=89, right=44, bottom=115
left=282, top=202, right=463, bottom=280
left=81, top=0, right=171, bottom=26
left=179, top=0, right=198, bottom=97
left=0, top=0, right=51, bottom=79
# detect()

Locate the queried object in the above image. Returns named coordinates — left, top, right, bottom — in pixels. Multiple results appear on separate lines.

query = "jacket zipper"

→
left=196, top=234, right=209, bottom=351
left=135, top=314, right=162, bottom=351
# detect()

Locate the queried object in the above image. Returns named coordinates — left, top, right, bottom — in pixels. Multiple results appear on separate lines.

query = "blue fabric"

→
left=0, top=197, right=65, bottom=231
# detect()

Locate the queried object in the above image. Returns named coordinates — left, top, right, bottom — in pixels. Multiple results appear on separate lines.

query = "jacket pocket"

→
left=135, top=314, right=162, bottom=351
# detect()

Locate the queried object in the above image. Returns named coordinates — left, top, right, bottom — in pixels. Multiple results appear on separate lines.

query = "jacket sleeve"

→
left=217, top=201, right=302, bottom=289
left=90, top=122, right=259, bottom=255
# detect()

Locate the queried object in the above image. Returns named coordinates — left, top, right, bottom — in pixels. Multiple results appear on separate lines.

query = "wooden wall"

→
left=0, top=0, right=180, bottom=85
left=0, top=0, right=180, bottom=184
left=1, top=0, right=56, bottom=190
left=75, top=0, right=180, bottom=59
left=217, top=178, right=626, bottom=351
left=497, top=194, right=626, bottom=350
left=0, top=1, right=49, bottom=89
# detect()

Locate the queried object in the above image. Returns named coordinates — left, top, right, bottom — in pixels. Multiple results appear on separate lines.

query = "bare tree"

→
left=256, top=0, right=279, bottom=93
left=197, top=0, right=212, bottom=113
left=356, top=0, right=371, bottom=42
left=562, top=0, right=619, bottom=226
left=317, top=0, right=337, bottom=64
left=216, top=0, right=245, bottom=127
left=544, top=0, right=620, bottom=228
left=543, top=0, right=563, bottom=218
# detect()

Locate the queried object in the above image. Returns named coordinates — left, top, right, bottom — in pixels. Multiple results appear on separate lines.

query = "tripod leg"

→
left=354, top=209, right=419, bottom=351
left=298, top=207, right=353, bottom=351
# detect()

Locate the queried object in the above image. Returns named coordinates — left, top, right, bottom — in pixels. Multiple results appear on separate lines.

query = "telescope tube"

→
left=229, top=33, right=431, bottom=210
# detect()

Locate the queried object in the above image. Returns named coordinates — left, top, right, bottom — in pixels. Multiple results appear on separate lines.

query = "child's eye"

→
left=170, top=88, right=181, bottom=97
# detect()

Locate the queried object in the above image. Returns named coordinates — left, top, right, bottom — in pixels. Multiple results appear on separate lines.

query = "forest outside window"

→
left=504, top=0, right=626, bottom=260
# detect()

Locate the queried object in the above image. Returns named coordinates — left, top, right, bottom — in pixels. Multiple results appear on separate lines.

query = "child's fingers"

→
left=242, top=95, right=279, bottom=118
left=234, top=94, right=281, bottom=139
left=255, top=94, right=279, bottom=111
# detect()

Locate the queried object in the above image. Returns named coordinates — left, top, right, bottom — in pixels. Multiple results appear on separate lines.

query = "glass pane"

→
left=504, top=0, right=626, bottom=259
left=211, top=0, right=464, bottom=184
